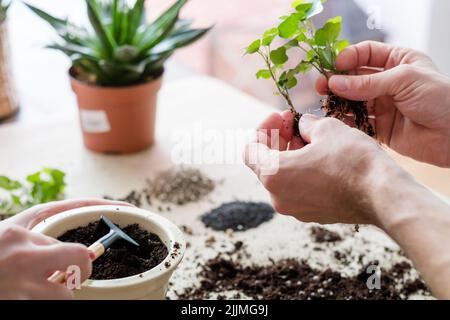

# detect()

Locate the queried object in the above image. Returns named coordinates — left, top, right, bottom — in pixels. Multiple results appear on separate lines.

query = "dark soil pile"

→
left=178, top=248, right=431, bottom=300
left=58, top=221, right=168, bottom=280
left=144, top=167, right=216, bottom=206
left=201, top=202, right=275, bottom=232
left=310, top=226, right=342, bottom=243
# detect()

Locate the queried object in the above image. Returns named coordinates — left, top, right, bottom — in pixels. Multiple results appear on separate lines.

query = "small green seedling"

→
left=0, top=168, right=66, bottom=217
left=246, top=0, right=374, bottom=137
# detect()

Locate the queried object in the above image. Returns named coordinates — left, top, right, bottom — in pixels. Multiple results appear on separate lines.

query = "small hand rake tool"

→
left=48, top=216, right=139, bottom=284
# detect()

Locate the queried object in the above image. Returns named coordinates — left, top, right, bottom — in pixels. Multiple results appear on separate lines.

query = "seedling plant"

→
left=246, top=0, right=374, bottom=137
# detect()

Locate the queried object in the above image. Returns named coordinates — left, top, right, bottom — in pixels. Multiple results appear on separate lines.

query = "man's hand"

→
left=245, top=112, right=450, bottom=298
left=244, top=111, right=410, bottom=226
left=316, top=41, right=450, bottom=168
left=0, top=199, right=133, bottom=300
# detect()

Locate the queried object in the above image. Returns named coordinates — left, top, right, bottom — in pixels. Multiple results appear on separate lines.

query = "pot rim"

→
left=69, top=67, right=164, bottom=90
left=32, top=205, right=185, bottom=289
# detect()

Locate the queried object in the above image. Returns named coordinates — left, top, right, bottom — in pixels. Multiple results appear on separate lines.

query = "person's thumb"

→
left=299, top=114, right=348, bottom=144
left=244, top=142, right=280, bottom=177
left=328, top=68, right=398, bottom=101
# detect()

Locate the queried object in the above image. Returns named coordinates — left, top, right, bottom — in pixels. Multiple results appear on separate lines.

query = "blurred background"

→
left=3, top=0, right=450, bottom=123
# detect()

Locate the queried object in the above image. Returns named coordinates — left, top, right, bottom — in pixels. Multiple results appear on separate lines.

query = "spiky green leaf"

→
left=151, top=27, right=211, bottom=56
left=137, top=0, right=187, bottom=55
left=86, top=0, right=116, bottom=57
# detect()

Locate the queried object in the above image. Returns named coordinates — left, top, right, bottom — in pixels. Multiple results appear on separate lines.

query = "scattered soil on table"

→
left=104, top=190, right=142, bottom=207
left=201, top=201, right=275, bottom=232
left=310, top=226, right=342, bottom=243
left=178, top=246, right=431, bottom=300
left=58, top=221, right=168, bottom=280
left=323, top=94, right=375, bottom=137
left=144, top=167, right=216, bottom=206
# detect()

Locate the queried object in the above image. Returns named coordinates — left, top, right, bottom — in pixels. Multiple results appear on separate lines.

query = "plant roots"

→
left=323, top=94, right=375, bottom=137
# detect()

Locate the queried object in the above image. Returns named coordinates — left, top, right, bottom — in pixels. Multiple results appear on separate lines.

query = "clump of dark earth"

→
left=144, top=167, right=216, bottom=206
left=291, top=94, right=375, bottom=139
left=58, top=221, right=168, bottom=280
left=323, top=94, right=375, bottom=137
left=178, top=247, right=431, bottom=300
left=201, top=201, right=275, bottom=232
left=310, top=226, right=342, bottom=243
left=293, top=111, right=302, bottom=137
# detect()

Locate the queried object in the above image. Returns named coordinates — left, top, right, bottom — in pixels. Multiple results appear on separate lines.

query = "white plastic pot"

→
left=32, top=205, right=185, bottom=300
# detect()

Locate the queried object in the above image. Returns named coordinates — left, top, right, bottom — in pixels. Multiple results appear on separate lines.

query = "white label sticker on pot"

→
left=80, top=110, right=111, bottom=133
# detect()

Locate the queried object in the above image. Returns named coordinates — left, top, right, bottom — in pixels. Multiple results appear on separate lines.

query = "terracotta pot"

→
left=70, top=75, right=162, bottom=154
left=32, top=205, right=185, bottom=300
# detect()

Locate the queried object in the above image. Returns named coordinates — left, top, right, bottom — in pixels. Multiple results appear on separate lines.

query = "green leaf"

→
left=119, top=9, right=130, bottom=45
left=0, top=176, right=22, bottom=190
left=45, top=168, right=66, bottom=187
left=27, top=168, right=66, bottom=204
left=335, top=39, right=350, bottom=54
left=270, top=46, right=288, bottom=65
left=294, top=61, right=313, bottom=74
left=297, top=32, right=307, bottom=43
left=286, top=76, right=297, bottom=89
left=305, top=0, right=324, bottom=19
left=262, top=28, right=278, bottom=46
left=285, top=39, right=299, bottom=49
left=246, top=39, right=261, bottom=54
left=25, top=3, right=69, bottom=32
left=11, top=195, right=22, bottom=205
left=291, top=0, right=304, bottom=8
left=112, top=0, right=120, bottom=40
left=256, top=69, right=271, bottom=79
left=137, top=0, right=187, bottom=55
left=25, top=3, right=89, bottom=46
left=47, top=43, right=98, bottom=60
left=127, top=0, right=145, bottom=43
left=317, top=46, right=335, bottom=70
left=295, top=3, right=314, bottom=19
left=306, top=49, right=317, bottom=62
left=278, top=13, right=301, bottom=39
left=314, top=16, right=342, bottom=46
left=86, top=0, right=116, bottom=57
left=278, top=71, right=297, bottom=90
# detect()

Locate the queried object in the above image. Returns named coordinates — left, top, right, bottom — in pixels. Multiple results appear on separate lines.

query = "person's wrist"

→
left=363, top=150, right=450, bottom=233
left=361, top=153, right=422, bottom=230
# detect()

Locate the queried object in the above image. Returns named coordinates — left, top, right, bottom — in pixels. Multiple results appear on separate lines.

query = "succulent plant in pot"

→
left=27, top=0, right=210, bottom=153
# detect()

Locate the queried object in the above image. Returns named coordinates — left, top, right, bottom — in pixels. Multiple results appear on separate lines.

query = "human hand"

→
left=316, top=41, right=450, bottom=168
left=0, top=198, right=133, bottom=299
left=244, top=111, right=413, bottom=226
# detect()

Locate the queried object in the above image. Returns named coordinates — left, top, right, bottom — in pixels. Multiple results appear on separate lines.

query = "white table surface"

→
left=0, top=76, right=448, bottom=299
